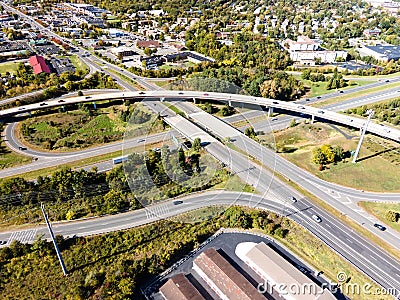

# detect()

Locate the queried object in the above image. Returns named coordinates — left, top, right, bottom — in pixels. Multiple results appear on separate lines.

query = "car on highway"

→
left=318, top=110, right=325, bottom=114
left=290, top=196, right=297, bottom=203
left=137, top=139, right=145, bottom=143
left=385, top=80, right=390, bottom=83
left=298, top=105, right=305, bottom=109
left=272, top=101, right=279, bottom=104
left=85, top=96, right=91, bottom=99
left=0, top=240, right=7, bottom=245
left=178, top=92, right=184, bottom=95
left=18, top=146, right=27, bottom=150
left=374, top=223, right=386, bottom=231
left=312, top=214, right=322, bottom=223
left=58, top=99, right=65, bottom=103
left=203, top=93, right=209, bottom=96
left=18, top=107, right=25, bottom=111
left=305, top=98, right=310, bottom=101
left=338, top=90, right=344, bottom=93
left=271, top=117, right=278, bottom=121
left=317, top=96, right=321, bottom=99
left=39, top=102, right=47, bottom=106
left=173, top=200, right=183, bottom=205
left=139, top=92, right=146, bottom=95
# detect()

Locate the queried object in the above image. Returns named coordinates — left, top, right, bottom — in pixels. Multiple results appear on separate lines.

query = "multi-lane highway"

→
left=1, top=190, right=400, bottom=298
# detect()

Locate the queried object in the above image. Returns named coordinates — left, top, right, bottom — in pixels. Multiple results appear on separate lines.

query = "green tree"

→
left=192, top=138, right=201, bottom=152
left=385, top=210, right=399, bottom=223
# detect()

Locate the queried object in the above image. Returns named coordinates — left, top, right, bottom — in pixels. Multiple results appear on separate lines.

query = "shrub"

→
left=385, top=210, right=399, bottom=223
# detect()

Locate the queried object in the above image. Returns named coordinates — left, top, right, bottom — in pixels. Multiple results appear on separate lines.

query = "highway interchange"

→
left=1, top=2, right=400, bottom=298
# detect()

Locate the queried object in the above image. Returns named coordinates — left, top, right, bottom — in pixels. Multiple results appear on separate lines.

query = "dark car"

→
left=385, top=80, right=390, bottom=83
left=139, top=92, right=146, bottom=95
left=318, top=110, right=325, bottom=114
left=338, top=90, right=344, bottom=93
left=85, top=96, right=91, bottom=99
left=272, top=101, right=279, bottom=104
left=298, top=105, right=305, bottom=109
left=39, top=102, right=47, bottom=106
left=317, top=96, right=321, bottom=99
left=178, top=92, right=184, bottom=95
left=290, top=196, right=297, bottom=203
left=203, top=93, right=209, bottom=96
left=58, top=99, right=65, bottom=103
left=173, top=200, right=183, bottom=205
left=374, top=223, right=386, bottom=231
left=305, top=98, right=310, bottom=101
left=18, top=146, right=27, bottom=150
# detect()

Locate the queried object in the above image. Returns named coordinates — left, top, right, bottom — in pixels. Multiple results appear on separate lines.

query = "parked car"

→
left=290, top=196, right=297, bottom=203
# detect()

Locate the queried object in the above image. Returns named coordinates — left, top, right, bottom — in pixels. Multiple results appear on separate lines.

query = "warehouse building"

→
left=159, top=273, right=205, bottom=300
left=235, top=242, right=336, bottom=300
left=192, top=248, right=265, bottom=300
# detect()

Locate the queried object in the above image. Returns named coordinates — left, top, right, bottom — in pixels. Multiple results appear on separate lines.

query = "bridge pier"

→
left=311, top=115, right=315, bottom=124
left=193, top=97, right=196, bottom=104
left=268, top=107, right=274, bottom=117
left=160, top=97, right=164, bottom=102
left=228, top=100, right=232, bottom=107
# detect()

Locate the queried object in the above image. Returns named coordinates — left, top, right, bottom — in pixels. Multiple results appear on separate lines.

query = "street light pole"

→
left=352, top=109, right=374, bottom=163
left=41, top=203, right=68, bottom=276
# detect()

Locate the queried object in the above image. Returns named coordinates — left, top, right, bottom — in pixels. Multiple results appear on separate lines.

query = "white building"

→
left=282, top=36, right=347, bottom=65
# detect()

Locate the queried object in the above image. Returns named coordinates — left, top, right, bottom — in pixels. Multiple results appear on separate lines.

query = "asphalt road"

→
left=172, top=101, right=400, bottom=250
left=1, top=191, right=399, bottom=298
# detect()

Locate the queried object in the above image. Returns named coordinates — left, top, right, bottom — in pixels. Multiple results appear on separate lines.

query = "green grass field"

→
left=0, top=61, right=20, bottom=76
left=0, top=149, right=31, bottom=170
left=68, top=55, right=89, bottom=74
left=267, top=123, right=400, bottom=192
left=293, top=74, right=374, bottom=99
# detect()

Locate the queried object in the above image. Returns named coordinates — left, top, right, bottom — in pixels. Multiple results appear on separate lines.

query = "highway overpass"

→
left=1, top=90, right=399, bottom=144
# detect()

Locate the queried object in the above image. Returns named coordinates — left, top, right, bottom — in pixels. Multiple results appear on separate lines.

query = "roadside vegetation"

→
left=0, top=142, right=240, bottom=227
left=359, top=202, right=400, bottom=233
left=256, top=122, right=400, bottom=192
left=345, top=98, right=400, bottom=128
left=0, top=206, right=389, bottom=300
left=18, top=102, right=164, bottom=151
left=0, top=123, right=31, bottom=169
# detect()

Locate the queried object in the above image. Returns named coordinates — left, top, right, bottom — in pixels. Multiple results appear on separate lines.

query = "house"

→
left=363, top=28, right=381, bottom=38
left=29, top=55, right=51, bottom=74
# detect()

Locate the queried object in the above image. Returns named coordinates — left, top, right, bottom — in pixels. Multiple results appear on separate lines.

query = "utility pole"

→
left=41, top=203, right=68, bottom=276
left=352, top=109, right=374, bottom=163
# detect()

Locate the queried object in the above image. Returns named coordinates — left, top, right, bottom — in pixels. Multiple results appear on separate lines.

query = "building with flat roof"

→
left=235, top=242, right=336, bottom=300
left=111, top=46, right=137, bottom=58
left=192, top=248, right=265, bottom=300
left=159, top=273, right=205, bottom=300
left=29, top=55, right=51, bottom=74
left=358, top=45, right=400, bottom=62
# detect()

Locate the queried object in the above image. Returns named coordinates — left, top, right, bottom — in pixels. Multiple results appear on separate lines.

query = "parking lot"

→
left=34, top=44, right=62, bottom=56
left=50, top=57, right=76, bottom=74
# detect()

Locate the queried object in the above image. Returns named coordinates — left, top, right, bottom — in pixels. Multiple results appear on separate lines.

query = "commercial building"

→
left=29, top=55, right=51, bottom=74
left=192, top=248, right=265, bottom=300
left=159, top=273, right=205, bottom=300
left=282, top=35, right=347, bottom=65
left=235, top=242, right=336, bottom=300
left=111, top=46, right=137, bottom=58
left=358, top=45, right=400, bottom=62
